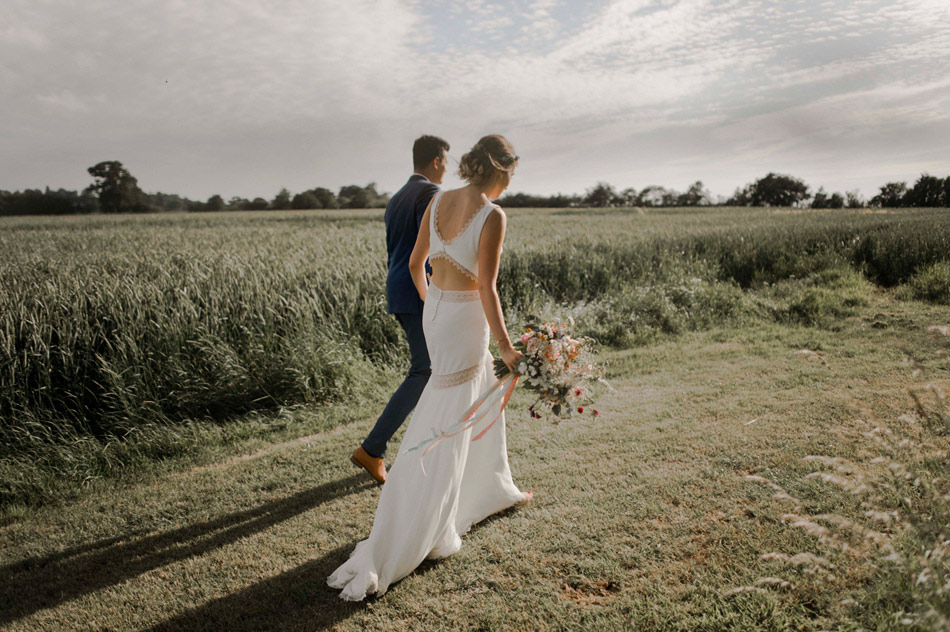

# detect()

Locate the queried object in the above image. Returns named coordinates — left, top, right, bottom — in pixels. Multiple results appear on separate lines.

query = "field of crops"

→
left=2, top=206, right=949, bottom=506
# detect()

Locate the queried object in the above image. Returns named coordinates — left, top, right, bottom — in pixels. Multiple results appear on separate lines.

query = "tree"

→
left=749, top=173, right=810, bottom=207
left=77, top=189, right=100, bottom=213
left=207, top=194, right=225, bottom=211
left=310, top=187, right=338, bottom=209
left=677, top=181, right=710, bottom=206
left=85, top=161, right=149, bottom=213
left=0, top=188, right=99, bottom=215
left=227, top=196, right=251, bottom=210
left=616, top=187, right=638, bottom=206
left=248, top=197, right=269, bottom=210
left=272, top=188, right=291, bottom=210
left=337, top=183, right=388, bottom=209
left=811, top=187, right=830, bottom=209
left=846, top=190, right=864, bottom=209
left=146, top=192, right=189, bottom=212
left=496, top=192, right=580, bottom=207
left=870, top=181, right=907, bottom=208
left=584, top=182, right=616, bottom=207
left=829, top=192, right=845, bottom=209
left=905, top=174, right=944, bottom=207
left=726, top=185, right=752, bottom=206
left=337, top=184, right=368, bottom=209
left=637, top=185, right=668, bottom=207
left=291, top=191, right=320, bottom=210
left=364, top=182, right=390, bottom=208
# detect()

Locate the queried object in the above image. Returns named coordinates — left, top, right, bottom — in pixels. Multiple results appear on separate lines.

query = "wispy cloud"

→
left=1, top=0, right=948, bottom=199
left=36, top=90, right=92, bottom=113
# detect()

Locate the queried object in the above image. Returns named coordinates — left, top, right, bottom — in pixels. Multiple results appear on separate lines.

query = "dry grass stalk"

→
left=733, top=366, right=950, bottom=627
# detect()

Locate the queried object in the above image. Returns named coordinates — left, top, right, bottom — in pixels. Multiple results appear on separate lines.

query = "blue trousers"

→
left=362, top=313, right=431, bottom=458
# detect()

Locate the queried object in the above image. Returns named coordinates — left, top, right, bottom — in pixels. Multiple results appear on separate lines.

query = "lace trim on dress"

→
left=430, top=251, right=478, bottom=282
left=434, top=194, right=489, bottom=245
left=428, top=284, right=480, bottom=302
left=430, top=364, right=481, bottom=389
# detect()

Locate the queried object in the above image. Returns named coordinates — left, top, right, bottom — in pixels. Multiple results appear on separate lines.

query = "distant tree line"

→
left=724, top=172, right=950, bottom=209
left=0, top=161, right=389, bottom=216
left=496, top=181, right=714, bottom=208
left=2, top=161, right=949, bottom=216
left=502, top=172, right=949, bottom=209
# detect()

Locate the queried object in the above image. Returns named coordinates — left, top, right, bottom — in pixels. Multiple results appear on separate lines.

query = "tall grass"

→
left=1, top=218, right=392, bottom=443
left=904, top=261, right=950, bottom=304
left=2, top=207, right=949, bottom=506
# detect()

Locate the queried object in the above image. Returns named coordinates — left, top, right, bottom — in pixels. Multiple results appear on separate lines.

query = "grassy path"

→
left=1, top=295, right=948, bottom=631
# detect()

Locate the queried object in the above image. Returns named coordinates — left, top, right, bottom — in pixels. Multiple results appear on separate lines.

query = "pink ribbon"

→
left=408, top=373, right=519, bottom=476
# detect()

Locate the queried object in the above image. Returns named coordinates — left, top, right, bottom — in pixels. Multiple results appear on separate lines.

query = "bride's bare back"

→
left=429, top=189, right=493, bottom=291
left=408, top=134, right=520, bottom=374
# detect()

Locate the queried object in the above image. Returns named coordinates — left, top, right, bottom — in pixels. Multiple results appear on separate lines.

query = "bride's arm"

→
left=408, top=203, right=432, bottom=302
left=478, top=208, right=523, bottom=374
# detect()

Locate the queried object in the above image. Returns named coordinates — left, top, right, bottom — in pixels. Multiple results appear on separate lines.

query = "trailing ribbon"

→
left=405, top=372, right=519, bottom=476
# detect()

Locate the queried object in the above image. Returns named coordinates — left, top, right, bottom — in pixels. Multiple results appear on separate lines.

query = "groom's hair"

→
left=413, top=135, right=450, bottom=169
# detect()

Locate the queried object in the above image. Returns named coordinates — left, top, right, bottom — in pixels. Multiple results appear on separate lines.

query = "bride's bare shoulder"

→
left=482, top=205, right=507, bottom=237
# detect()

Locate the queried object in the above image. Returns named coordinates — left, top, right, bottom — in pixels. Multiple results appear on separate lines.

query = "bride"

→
left=327, top=134, right=531, bottom=601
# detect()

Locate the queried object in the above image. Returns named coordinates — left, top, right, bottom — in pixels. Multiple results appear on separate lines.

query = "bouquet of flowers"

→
left=494, top=317, right=603, bottom=419
left=407, top=317, right=603, bottom=475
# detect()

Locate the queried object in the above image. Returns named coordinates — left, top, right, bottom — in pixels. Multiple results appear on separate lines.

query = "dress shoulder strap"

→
left=429, top=191, right=445, bottom=246
left=470, top=200, right=500, bottom=242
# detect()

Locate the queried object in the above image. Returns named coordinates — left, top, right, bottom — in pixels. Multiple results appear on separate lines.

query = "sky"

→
left=2, top=0, right=949, bottom=202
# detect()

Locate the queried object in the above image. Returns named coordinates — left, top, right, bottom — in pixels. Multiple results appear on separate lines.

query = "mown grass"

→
left=1, top=288, right=947, bottom=630
left=2, top=207, right=950, bottom=509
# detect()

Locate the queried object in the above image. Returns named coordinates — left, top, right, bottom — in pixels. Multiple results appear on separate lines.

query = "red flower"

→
left=577, top=406, right=584, bottom=413
left=574, top=388, right=583, bottom=396
left=593, top=409, right=599, bottom=416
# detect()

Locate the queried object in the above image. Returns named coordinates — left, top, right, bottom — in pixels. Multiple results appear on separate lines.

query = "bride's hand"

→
left=501, top=346, right=524, bottom=375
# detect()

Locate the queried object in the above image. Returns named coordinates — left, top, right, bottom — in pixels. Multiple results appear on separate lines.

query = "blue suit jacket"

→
left=385, top=174, right=438, bottom=314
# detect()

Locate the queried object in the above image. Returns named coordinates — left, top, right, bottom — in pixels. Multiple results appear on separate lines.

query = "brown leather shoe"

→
left=350, top=446, right=386, bottom=484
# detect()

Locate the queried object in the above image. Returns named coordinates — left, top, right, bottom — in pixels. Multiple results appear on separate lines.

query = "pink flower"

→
left=574, top=388, right=583, bottom=397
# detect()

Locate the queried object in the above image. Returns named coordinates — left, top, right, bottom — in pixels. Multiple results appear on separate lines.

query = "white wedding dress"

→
left=327, top=193, right=526, bottom=601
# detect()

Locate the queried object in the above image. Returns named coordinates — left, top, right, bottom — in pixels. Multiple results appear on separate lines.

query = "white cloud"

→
left=0, top=24, right=47, bottom=48
left=5, top=0, right=427, bottom=131
left=520, top=0, right=562, bottom=41
left=1, top=0, right=948, bottom=199
left=36, top=90, right=90, bottom=113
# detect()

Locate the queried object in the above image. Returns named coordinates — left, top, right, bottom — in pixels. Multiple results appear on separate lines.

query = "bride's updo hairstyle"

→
left=458, top=134, right=518, bottom=186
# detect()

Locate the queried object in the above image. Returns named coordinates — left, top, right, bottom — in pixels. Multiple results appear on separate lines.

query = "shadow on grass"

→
left=144, top=542, right=363, bottom=632
left=145, top=496, right=534, bottom=631
left=0, top=473, right=372, bottom=626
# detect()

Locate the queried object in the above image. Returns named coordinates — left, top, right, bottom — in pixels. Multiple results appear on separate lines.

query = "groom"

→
left=350, top=134, right=450, bottom=484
